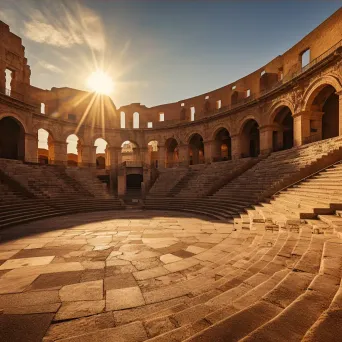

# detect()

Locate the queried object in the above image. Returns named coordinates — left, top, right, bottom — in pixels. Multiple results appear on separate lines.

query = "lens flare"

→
left=87, top=70, right=114, bottom=95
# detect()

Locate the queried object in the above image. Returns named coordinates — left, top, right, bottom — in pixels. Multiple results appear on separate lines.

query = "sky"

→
left=0, top=0, right=341, bottom=109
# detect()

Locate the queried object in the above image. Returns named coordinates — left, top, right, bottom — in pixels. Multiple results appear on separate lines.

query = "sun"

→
left=87, top=70, right=114, bottom=95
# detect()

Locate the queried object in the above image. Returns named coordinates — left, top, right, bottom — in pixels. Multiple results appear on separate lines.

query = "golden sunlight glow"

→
left=87, top=70, right=114, bottom=95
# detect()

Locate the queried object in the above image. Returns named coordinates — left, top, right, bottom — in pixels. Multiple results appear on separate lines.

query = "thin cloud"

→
left=22, top=1, right=105, bottom=51
left=38, top=61, right=63, bottom=74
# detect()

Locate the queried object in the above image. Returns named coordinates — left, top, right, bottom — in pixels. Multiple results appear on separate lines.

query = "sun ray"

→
left=75, top=92, right=98, bottom=135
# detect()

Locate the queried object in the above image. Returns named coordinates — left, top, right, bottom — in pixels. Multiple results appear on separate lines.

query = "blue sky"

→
left=1, top=0, right=341, bottom=108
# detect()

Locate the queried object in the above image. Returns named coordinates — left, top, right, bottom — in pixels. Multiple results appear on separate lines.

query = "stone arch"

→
left=237, top=116, right=261, bottom=136
left=121, top=140, right=139, bottom=163
left=147, top=140, right=159, bottom=168
left=66, top=134, right=81, bottom=166
left=165, top=137, right=179, bottom=167
left=0, top=115, right=26, bottom=160
left=271, top=106, right=294, bottom=151
left=94, top=138, right=109, bottom=169
left=303, top=75, right=342, bottom=112
left=213, top=127, right=232, bottom=161
left=188, top=133, right=205, bottom=165
left=239, top=118, right=260, bottom=158
left=266, top=100, right=296, bottom=126
left=37, top=128, right=55, bottom=164
left=0, top=112, right=29, bottom=134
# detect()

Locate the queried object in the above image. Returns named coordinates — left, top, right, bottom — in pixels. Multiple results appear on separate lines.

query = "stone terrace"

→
left=0, top=209, right=341, bottom=342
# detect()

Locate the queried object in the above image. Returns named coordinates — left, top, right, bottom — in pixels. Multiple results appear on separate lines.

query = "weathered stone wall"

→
left=0, top=9, right=341, bottom=165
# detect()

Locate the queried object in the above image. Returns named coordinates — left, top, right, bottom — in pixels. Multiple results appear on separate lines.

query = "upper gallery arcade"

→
left=0, top=8, right=342, bottom=168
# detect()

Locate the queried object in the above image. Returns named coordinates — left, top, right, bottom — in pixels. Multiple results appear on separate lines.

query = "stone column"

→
left=24, top=133, right=38, bottom=163
left=178, top=144, right=189, bottom=167
left=117, top=164, right=126, bottom=196
left=259, top=125, right=274, bottom=155
left=293, top=111, right=323, bottom=146
left=140, top=147, right=149, bottom=166
left=230, top=134, right=241, bottom=160
left=203, top=140, right=215, bottom=163
left=158, top=145, right=166, bottom=169
left=337, top=90, right=342, bottom=136
left=53, top=141, right=68, bottom=165
left=81, top=145, right=96, bottom=167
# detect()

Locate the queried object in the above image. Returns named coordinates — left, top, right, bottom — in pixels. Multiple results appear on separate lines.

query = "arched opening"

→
left=133, top=112, right=139, bottom=128
left=121, top=140, right=139, bottom=163
left=120, top=111, right=125, bottom=128
left=308, top=85, right=339, bottom=141
left=94, top=138, right=108, bottom=169
left=66, top=134, right=81, bottom=166
left=272, top=107, right=294, bottom=151
left=240, top=119, right=260, bottom=158
left=38, top=128, right=54, bottom=164
left=165, top=138, right=179, bottom=168
left=188, top=133, right=204, bottom=165
left=0, top=116, right=25, bottom=160
left=96, top=156, right=105, bottom=169
left=126, top=174, right=143, bottom=196
left=148, top=140, right=159, bottom=168
left=214, top=128, right=231, bottom=161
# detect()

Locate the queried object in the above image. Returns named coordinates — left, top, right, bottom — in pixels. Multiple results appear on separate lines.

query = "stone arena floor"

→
left=0, top=210, right=233, bottom=341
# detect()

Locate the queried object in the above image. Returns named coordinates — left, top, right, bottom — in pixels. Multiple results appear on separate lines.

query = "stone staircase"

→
left=41, top=221, right=342, bottom=342
left=0, top=159, right=125, bottom=229
left=145, top=136, right=342, bottom=221
left=147, top=168, right=189, bottom=197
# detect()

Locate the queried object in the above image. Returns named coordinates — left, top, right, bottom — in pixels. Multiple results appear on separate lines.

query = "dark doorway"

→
left=0, top=117, right=25, bottom=160
left=322, top=92, right=339, bottom=140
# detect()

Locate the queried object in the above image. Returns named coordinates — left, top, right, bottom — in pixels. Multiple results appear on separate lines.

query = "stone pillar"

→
left=259, top=125, right=274, bottom=155
left=0, top=62, right=5, bottom=93
left=230, top=134, right=241, bottom=160
left=54, top=141, right=68, bottom=165
left=293, top=111, right=323, bottom=146
left=140, top=147, right=149, bottom=166
left=158, top=145, right=166, bottom=169
left=24, top=133, right=38, bottom=163
left=81, top=145, right=96, bottom=167
left=178, top=144, right=189, bottom=167
left=203, top=140, right=215, bottom=163
left=337, top=90, right=342, bottom=136
left=117, top=165, right=126, bottom=197
left=108, top=147, right=121, bottom=168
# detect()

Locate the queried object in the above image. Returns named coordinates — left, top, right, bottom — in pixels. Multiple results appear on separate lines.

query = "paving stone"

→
left=0, top=256, right=55, bottom=270
left=4, top=303, right=61, bottom=314
left=80, top=269, right=105, bottom=282
left=106, top=286, right=145, bottom=310
left=0, top=313, right=54, bottom=342
left=104, top=273, right=137, bottom=290
left=0, top=250, right=20, bottom=260
left=55, top=300, right=105, bottom=320
left=0, top=290, right=60, bottom=308
left=133, top=266, right=170, bottom=281
left=59, top=280, right=103, bottom=301
left=43, top=312, right=115, bottom=341
left=172, top=249, right=195, bottom=258
left=51, top=321, right=147, bottom=342
left=29, top=271, right=82, bottom=290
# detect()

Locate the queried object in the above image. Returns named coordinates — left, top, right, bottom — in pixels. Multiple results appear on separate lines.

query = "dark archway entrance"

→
left=214, top=128, right=231, bottom=161
left=165, top=138, right=179, bottom=167
left=273, top=107, right=294, bottom=151
left=188, top=133, right=204, bottom=165
left=0, top=117, right=25, bottom=160
left=241, top=119, right=260, bottom=158
left=322, top=91, right=339, bottom=140
left=126, top=174, right=143, bottom=200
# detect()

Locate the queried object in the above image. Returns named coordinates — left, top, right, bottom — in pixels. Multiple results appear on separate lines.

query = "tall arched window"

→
left=133, top=112, right=139, bottom=128
left=120, top=111, right=125, bottom=128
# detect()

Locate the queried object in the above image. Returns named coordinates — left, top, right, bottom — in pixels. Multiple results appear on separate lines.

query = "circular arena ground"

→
left=0, top=210, right=237, bottom=341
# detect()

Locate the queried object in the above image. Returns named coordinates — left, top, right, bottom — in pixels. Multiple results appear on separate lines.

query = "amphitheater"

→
left=0, top=7, right=342, bottom=342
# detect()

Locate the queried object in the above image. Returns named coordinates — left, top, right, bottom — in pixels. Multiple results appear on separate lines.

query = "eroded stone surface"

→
left=0, top=210, right=232, bottom=340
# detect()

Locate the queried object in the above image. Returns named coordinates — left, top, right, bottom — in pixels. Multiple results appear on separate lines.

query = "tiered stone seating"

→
left=145, top=158, right=257, bottom=219
left=65, top=167, right=112, bottom=198
left=146, top=137, right=342, bottom=221
left=177, top=159, right=252, bottom=198
left=147, top=167, right=189, bottom=197
left=0, top=159, right=125, bottom=228
left=241, top=160, right=342, bottom=233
